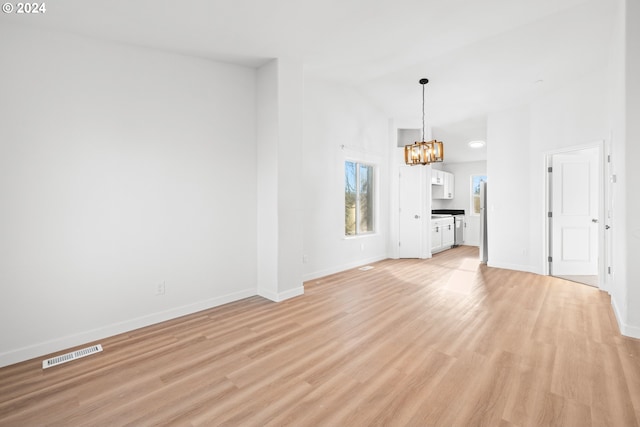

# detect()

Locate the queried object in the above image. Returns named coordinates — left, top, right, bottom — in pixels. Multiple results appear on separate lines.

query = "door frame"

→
left=543, top=140, right=608, bottom=289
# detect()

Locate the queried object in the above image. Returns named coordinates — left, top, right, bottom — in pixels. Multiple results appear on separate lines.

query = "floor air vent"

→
left=42, top=344, right=103, bottom=369
left=359, top=266, right=374, bottom=271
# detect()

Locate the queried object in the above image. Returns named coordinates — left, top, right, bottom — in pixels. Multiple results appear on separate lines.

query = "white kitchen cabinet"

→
left=432, top=171, right=454, bottom=199
left=431, top=217, right=455, bottom=253
left=431, top=169, right=444, bottom=185
left=431, top=223, right=442, bottom=252
left=443, top=172, right=454, bottom=199
left=442, top=219, right=455, bottom=247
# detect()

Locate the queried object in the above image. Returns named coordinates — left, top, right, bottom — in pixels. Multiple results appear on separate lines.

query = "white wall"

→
left=256, top=61, right=280, bottom=300
left=256, top=59, right=304, bottom=301
left=606, top=0, right=628, bottom=332
left=432, top=161, right=487, bottom=246
left=274, top=59, right=304, bottom=298
left=623, top=0, right=640, bottom=336
left=302, top=77, right=390, bottom=280
left=486, top=106, right=533, bottom=272
left=0, top=24, right=257, bottom=367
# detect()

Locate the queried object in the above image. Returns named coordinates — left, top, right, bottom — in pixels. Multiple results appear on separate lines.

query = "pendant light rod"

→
left=419, top=78, right=428, bottom=142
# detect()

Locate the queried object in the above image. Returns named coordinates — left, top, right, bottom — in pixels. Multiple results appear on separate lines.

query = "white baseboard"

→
left=258, top=286, right=304, bottom=302
left=611, top=297, right=640, bottom=339
left=487, top=261, right=540, bottom=275
left=0, top=287, right=257, bottom=369
left=302, top=255, right=388, bottom=282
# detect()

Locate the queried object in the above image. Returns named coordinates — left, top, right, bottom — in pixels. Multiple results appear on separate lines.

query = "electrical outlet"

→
left=156, top=281, right=165, bottom=296
left=302, top=255, right=308, bottom=264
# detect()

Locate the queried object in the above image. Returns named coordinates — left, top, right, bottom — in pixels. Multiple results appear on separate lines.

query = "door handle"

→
left=592, top=219, right=598, bottom=223
left=606, top=225, right=610, bottom=230
left=414, top=215, right=420, bottom=219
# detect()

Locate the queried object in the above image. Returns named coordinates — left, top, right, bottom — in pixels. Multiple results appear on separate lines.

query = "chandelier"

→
left=404, top=78, right=444, bottom=165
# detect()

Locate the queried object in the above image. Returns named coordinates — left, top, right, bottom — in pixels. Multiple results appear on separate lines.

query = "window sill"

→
left=344, top=233, right=378, bottom=240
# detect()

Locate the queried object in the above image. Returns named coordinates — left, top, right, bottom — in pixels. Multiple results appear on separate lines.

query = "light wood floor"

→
left=2, top=246, right=639, bottom=426
left=555, top=275, right=599, bottom=288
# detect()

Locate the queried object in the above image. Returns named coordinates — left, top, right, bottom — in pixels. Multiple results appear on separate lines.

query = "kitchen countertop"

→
left=432, top=209, right=465, bottom=216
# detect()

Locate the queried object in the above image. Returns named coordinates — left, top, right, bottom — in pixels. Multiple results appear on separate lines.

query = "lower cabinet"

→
left=431, top=217, right=455, bottom=253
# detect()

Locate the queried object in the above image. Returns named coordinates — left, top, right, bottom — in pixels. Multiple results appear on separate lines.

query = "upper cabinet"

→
left=432, top=170, right=454, bottom=199
left=431, top=169, right=444, bottom=185
left=443, top=172, right=454, bottom=199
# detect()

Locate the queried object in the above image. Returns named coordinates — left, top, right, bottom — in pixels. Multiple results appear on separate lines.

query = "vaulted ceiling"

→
left=3, top=0, right=616, bottom=161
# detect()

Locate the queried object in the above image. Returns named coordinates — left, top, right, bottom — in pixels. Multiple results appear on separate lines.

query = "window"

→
left=470, top=175, right=487, bottom=215
left=345, top=161, right=375, bottom=236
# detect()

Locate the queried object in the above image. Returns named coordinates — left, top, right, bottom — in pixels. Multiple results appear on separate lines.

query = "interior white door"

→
left=551, top=148, right=598, bottom=275
left=399, top=166, right=423, bottom=258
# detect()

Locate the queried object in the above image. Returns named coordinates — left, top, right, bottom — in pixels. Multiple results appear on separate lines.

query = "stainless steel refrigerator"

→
left=479, top=181, right=488, bottom=263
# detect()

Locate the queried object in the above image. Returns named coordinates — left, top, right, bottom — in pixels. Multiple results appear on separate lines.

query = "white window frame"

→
left=470, top=174, right=487, bottom=216
left=344, top=159, right=377, bottom=237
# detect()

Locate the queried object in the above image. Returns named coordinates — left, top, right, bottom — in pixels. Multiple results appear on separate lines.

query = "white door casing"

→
left=551, top=148, right=599, bottom=276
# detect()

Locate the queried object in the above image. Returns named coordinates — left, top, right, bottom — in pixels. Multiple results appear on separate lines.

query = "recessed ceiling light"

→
left=468, top=140, right=485, bottom=148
